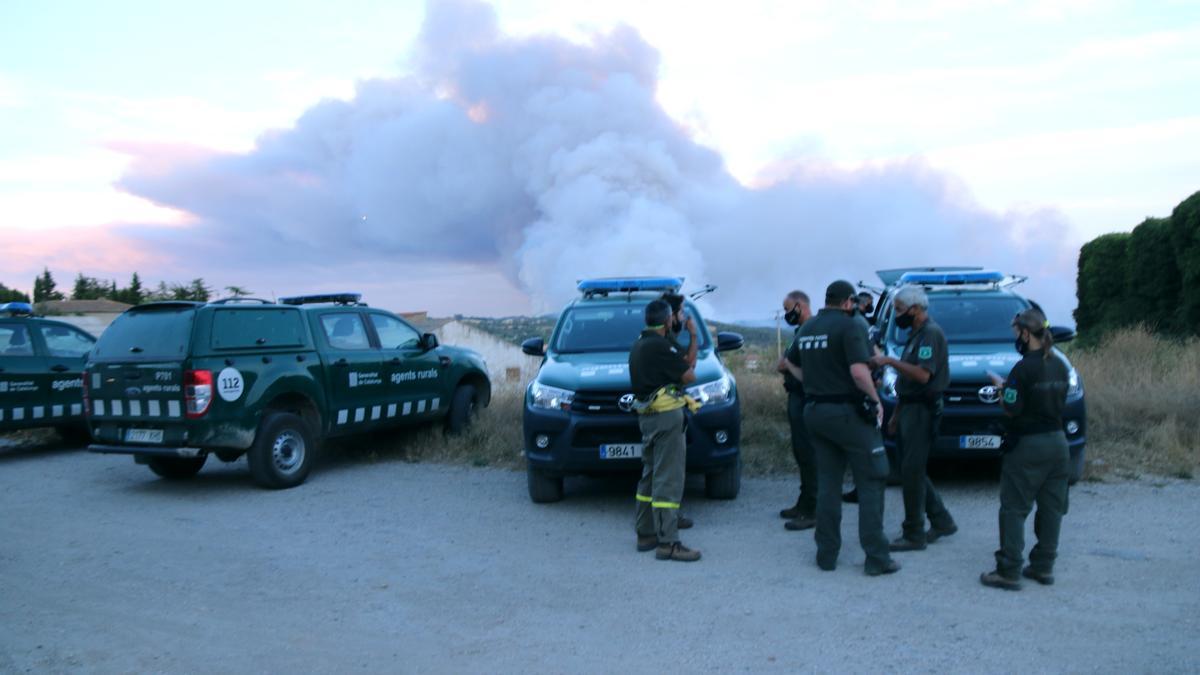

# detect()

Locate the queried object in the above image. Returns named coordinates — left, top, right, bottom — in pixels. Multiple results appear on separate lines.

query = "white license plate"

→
left=600, top=443, right=643, bottom=459
left=126, top=428, right=164, bottom=444
left=959, top=435, right=1002, bottom=450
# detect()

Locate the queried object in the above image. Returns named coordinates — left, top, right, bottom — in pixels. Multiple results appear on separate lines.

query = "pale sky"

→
left=1, top=0, right=1197, bottom=314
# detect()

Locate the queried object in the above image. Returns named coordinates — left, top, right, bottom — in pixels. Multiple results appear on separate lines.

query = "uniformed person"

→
left=980, top=308, right=1070, bottom=590
left=870, top=286, right=958, bottom=551
left=777, top=290, right=816, bottom=531
left=856, top=291, right=876, bottom=325
left=629, top=299, right=702, bottom=562
left=798, top=280, right=899, bottom=576
left=660, top=292, right=697, bottom=531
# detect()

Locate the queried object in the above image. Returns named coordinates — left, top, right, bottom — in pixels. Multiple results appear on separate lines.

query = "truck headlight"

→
left=1067, top=367, right=1082, bottom=397
left=529, top=381, right=574, bottom=411
left=687, top=373, right=734, bottom=407
left=881, top=366, right=898, bottom=399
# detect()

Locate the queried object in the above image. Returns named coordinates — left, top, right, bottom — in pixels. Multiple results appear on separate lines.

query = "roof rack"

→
left=0, top=302, right=34, bottom=317
left=278, top=293, right=365, bottom=306
left=576, top=277, right=684, bottom=298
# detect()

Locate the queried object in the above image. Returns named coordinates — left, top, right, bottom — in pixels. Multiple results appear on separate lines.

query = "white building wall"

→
left=50, top=314, right=121, bottom=338
left=437, top=321, right=542, bottom=390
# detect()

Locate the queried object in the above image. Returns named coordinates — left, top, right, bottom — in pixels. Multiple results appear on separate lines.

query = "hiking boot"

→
left=636, top=535, right=658, bottom=552
left=927, top=522, right=959, bottom=543
left=656, top=542, right=702, bottom=562
left=677, top=516, right=694, bottom=530
left=816, top=558, right=837, bottom=572
left=889, top=535, right=927, bottom=552
left=784, top=514, right=816, bottom=531
left=980, top=571, right=1022, bottom=591
left=1022, top=567, right=1055, bottom=586
left=865, top=559, right=902, bottom=576
left=780, top=496, right=804, bottom=519
left=841, top=488, right=859, bottom=504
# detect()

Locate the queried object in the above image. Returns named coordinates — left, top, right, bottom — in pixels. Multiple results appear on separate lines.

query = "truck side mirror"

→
left=1049, top=325, right=1075, bottom=343
left=420, top=333, right=439, bottom=351
left=521, top=337, right=545, bottom=356
left=716, top=332, right=744, bottom=352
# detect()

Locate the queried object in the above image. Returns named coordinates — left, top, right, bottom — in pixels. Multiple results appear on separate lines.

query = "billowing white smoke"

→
left=119, top=0, right=1078, bottom=321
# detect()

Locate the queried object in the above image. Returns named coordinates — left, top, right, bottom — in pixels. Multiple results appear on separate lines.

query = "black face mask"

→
left=671, top=314, right=684, bottom=334
left=895, top=309, right=915, bottom=329
left=784, top=308, right=801, bottom=326
left=1015, top=334, right=1029, bottom=355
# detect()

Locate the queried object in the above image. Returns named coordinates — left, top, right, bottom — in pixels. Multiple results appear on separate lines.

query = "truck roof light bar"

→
left=0, top=302, right=34, bottom=317
left=576, top=277, right=684, bottom=297
left=278, top=293, right=364, bottom=306
left=898, top=270, right=1006, bottom=286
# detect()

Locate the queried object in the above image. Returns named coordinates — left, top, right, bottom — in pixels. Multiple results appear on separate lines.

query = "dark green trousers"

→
left=804, top=402, right=893, bottom=573
left=635, top=408, right=687, bottom=544
left=995, top=431, right=1070, bottom=578
left=897, top=403, right=954, bottom=541
left=787, top=393, right=818, bottom=517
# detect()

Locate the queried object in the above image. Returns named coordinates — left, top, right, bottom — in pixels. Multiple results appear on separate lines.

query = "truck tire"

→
left=248, top=412, right=314, bottom=489
left=705, top=458, right=741, bottom=499
left=1068, top=447, right=1085, bottom=485
left=445, top=384, right=478, bottom=435
left=147, top=455, right=207, bottom=480
left=527, top=465, right=564, bottom=503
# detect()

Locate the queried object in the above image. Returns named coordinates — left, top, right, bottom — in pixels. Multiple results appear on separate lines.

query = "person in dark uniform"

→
left=980, top=308, right=1071, bottom=590
left=869, top=286, right=958, bottom=551
left=629, top=299, right=701, bottom=562
left=798, top=280, right=899, bottom=576
left=856, top=292, right=876, bottom=325
left=777, top=290, right=816, bottom=531
left=841, top=290, right=879, bottom=505
left=659, top=292, right=697, bottom=531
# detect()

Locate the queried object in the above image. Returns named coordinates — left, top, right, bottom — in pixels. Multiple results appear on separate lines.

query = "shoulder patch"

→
left=1003, top=388, right=1018, bottom=404
left=918, top=346, right=933, bottom=360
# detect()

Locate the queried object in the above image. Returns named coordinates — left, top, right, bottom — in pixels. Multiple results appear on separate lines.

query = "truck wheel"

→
left=55, top=424, right=91, bottom=447
left=445, top=384, right=478, bottom=435
left=248, top=412, right=314, bottom=489
left=1068, top=447, right=1086, bottom=485
left=147, top=455, right=207, bottom=480
left=527, top=465, right=564, bottom=503
left=705, top=458, right=741, bottom=499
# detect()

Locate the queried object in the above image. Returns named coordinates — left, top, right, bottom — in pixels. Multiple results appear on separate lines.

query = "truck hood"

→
left=536, top=350, right=726, bottom=392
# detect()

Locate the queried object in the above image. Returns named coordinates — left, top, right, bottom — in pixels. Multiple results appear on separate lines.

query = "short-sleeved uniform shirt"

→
left=896, top=317, right=950, bottom=398
left=796, top=308, right=871, bottom=398
left=1002, top=348, right=1069, bottom=435
left=629, top=330, right=689, bottom=400
left=783, top=327, right=806, bottom=397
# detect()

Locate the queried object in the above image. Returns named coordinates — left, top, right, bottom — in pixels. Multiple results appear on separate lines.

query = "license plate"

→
left=126, top=428, right=164, bottom=444
left=600, top=443, right=643, bottom=459
left=959, top=435, right=1002, bottom=450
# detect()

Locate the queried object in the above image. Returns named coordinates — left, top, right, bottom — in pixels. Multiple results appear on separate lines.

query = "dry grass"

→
left=1068, top=327, right=1200, bottom=480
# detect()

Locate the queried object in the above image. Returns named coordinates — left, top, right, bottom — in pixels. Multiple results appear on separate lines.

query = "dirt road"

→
left=1, top=441, right=1197, bottom=673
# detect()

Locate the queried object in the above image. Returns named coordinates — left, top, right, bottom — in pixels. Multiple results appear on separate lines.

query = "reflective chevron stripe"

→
left=2, top=402, right=87, bottom=423
left=335, top=399, right=443, bottom=425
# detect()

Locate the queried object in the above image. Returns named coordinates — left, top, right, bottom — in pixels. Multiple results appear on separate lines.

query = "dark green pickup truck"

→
left=86, top=294, right=490, bottom=488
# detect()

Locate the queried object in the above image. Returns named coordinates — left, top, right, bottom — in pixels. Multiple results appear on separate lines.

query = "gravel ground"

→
left=1, top=440, right=1197, bottom=674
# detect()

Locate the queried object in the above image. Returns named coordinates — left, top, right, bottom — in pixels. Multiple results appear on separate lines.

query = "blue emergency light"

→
left=0, top=302, right=34, bottom=316
left=279, top=293, right=363, bottom=306
left=898, top=270, right=1006, bottom=286
left=577, top=277, right=684, bottom=295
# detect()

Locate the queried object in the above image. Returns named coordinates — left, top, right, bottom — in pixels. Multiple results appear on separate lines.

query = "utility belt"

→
left=633, top=385, right=701, bottom=415
left=806, top=393, right=878, bottom=426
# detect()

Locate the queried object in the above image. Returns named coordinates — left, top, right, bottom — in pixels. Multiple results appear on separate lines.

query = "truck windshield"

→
left=890, top=295, right=1029, bottom=344
left=553, top=304, right=710, bottom=354
left=92, top=307, right=195, bottom=361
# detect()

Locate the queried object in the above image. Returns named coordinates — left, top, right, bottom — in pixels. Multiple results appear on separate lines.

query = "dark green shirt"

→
left=896, top=318, right=950, bottom=398
left=628, top=330, right=689, bottom=400
left=796, top=308, right=870, bottom=398
left=1002, top=349, right=1069, bottom=435
left=783, top=328, right=805, bottom=396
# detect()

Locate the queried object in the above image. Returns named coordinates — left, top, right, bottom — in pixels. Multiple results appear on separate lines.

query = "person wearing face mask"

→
left=797, top=280, right=898, bottom=576
left=855, top=292, right=876, bottom=326
left=980, top=308, right=1071, bottom=590
left=869, top=286, right=957, bottom=552
left=777, top=290, right=817, bottom=531
left=654, top=292, right=696, bottom=531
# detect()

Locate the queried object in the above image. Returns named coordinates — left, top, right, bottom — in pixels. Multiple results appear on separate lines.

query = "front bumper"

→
left=880, top=395, right=1087, bottom=459
left=523, top=399, right=741, bottom=476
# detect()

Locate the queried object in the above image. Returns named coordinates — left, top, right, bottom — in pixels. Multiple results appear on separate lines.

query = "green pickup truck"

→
left=86, top=294, right=490, bottom=488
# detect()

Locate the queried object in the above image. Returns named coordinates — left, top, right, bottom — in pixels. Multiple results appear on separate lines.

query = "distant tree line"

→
left=0, top=269, right=253, bottom=306
left=1075, top=190, right=1200, bottom=342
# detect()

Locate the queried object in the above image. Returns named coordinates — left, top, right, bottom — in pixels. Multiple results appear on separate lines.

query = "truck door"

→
left=0, top=321, right=45, bottom=429
left=368, top=312, right=446, bottom=423
left=34, top=322, right=95, bottom=426
left=316, top=311, right=386, bottom=433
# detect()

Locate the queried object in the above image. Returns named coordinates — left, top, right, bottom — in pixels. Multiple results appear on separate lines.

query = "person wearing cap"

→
left=980, top=308, right=1071, bottom=590
left=777, top=290, right=816, bottom=531
left=797, top=280, right=899, bottom=576
left=629, top=299, right=702, bottom=562
left=869, top=285, right=958, bottom=552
